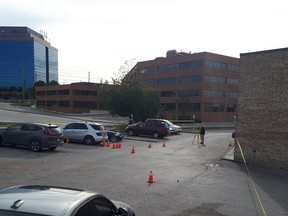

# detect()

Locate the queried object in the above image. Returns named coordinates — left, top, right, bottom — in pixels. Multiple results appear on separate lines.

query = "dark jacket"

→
left=200, top=126, right=205, bottom=135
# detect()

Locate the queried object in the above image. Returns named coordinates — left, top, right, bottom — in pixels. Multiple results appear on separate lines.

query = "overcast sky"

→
left=1, top=0, right=288, bottom=84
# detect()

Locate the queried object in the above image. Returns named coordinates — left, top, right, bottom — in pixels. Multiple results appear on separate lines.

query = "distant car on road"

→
left=107, top=130, right=124, bottom=142
left=125, top=121, right=169, bottom=139
left=0, top=123, right=63, bottom=152
left=62, top=122, right=108, bottom=145
left=146, top=119, right=182, bottom=134
left=0, top=185, right=135, bottom=216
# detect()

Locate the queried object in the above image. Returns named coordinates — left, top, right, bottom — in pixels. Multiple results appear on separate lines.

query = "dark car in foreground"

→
left=0, top=123, right=63, bottom=152
left=125, top=121, right=169, bottom=139
left=0, top=185, right=135, bottom=216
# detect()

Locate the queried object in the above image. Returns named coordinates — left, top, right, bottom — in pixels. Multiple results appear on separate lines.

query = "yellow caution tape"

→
left=235, top=139, right=267, bottom=216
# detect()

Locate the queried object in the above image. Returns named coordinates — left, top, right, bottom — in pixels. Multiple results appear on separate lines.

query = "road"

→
left=0, top=103, right=287, bottom=216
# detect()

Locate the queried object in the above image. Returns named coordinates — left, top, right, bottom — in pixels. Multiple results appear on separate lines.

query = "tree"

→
left=99, top=61, right=160, bottom=122
left=49, top=80, right=59, bottom=85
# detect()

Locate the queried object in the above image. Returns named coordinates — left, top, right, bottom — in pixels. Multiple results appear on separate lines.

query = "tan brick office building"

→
left=35, top=50, right=240, bottom=122
left=35, top=82, right=102, bottom=113
left=134, top=50, right=240, bottom=122
left=235, top=48, right=288, bottom=167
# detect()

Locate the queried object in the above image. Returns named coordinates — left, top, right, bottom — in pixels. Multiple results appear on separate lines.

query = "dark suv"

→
left=0, top=123, right=63, bottom=152
left=125, top=121, right=169, bottom=139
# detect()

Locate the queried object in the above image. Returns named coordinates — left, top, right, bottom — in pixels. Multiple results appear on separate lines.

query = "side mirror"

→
left=118, top=207, right=129, bottom=216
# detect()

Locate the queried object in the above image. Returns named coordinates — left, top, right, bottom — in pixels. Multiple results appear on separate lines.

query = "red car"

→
left=125, top=121, right=169, bottom=139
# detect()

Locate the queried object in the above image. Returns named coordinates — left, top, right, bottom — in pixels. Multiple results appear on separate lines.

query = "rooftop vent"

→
left=166, top=50, right=177, bottom=57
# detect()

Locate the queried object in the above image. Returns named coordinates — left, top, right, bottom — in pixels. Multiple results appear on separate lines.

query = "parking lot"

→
left=0, top=103, right=287, bottom=216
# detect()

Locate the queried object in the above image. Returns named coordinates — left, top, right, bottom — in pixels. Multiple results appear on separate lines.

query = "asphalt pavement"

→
left=0, top=102, right=287, bottom=216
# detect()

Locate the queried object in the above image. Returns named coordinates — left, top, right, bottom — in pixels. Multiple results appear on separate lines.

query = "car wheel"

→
left=84, top=136, right=95, bottom=145
left=30, top=140, right=42, bottom=152
left=153, top=132, right=160, bottom=139
left=128, top=130, right=134, bottom=136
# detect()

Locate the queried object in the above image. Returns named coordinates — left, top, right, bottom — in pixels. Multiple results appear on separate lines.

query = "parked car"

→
left=62, top=122, right=108, bottom=145
left=125, top=121, right=169, bottom=139
left=146, top=119, right=182, bottom=134
left=107, top=131, right=124, bottom=142
left=0, top=185, right=135, bottom=216
left=0, top=123, right=63, bottom=152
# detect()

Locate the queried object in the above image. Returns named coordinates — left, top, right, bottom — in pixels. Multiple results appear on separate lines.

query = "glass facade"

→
left=0, top=41, right=34, bottom=87
left=49, top=48, right=58, bottom=82
left=0, top=27, right=58, bottom=88
left=34, top=42, right=46, bottom=83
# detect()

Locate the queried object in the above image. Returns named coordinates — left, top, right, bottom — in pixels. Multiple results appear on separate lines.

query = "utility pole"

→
left=88, top=71, right=90, bottom=83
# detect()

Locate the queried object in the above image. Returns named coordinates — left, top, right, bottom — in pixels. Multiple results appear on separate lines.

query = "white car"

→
left=0, top=185, right=135, bottom=216
left=62, top=122, right=108, bottom=145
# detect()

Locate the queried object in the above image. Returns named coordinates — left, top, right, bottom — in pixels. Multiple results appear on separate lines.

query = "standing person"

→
left=199, top=125, right=206, bottom=147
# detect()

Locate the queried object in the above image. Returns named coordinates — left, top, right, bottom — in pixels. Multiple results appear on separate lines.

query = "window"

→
left=226, top=104, right=237, bottom=112
left=226, top=92, right=238, bottom=98
left=140, top=66, right=157, bottom=73
left=179, top=75, right=202, bottom=83
left=204, top=90, right=225, bottom=97
left=144, top=79, right=156, bottom=86
left=206, top=61, right=227, bottom=70
left=204, top=103, right=225, bottom=112
left=47, top=101, right=57, bottom=107
left=160, top=91, right=176, bottom=97
left=227, top=64, right=240, bottom=72
left=36, top=91, right=45, bottom=96
left=58, top=89, right=70, bottom=95
left=161, top=103, right=176, bottom=111
left=205, top=75, right=225, bottom=84
left=157, top=64, right=178, bottom=72
left=227, top=78, right=239, bottom=85
left=179, top=60, right=203, bottom=69
left=178, top=103, right=201, bottom=112
left=58, top=100, right=70, bottom=107
left=178, top=90, right=201, bottom=96
left=47, top=90, right=57, bottom=95
left=157, top=77, right=177, bottom=85
left=73, top=90, right=97, bottom=96
left=73, top=101, right=97, bottom=109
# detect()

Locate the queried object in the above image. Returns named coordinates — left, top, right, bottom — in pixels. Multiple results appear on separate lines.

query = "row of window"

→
left=37, top=89, right=97, bottom=96
left=145, top=75, right=238, bottom=85
left=36, top=100, right=98, bottom=109
left=141, top=60, right=239, bottom=74
left=161, top=103, right=236, bottom=112
left=160, top=90, right=237, bottom=98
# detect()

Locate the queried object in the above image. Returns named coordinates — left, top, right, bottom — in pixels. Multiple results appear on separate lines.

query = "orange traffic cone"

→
left=112, top=144, right=116, bottom=149
left=163, top=141, right=166, bottom=147
left=131, top=146, right=135, bottom=154
left=147, top=171, right=155, bottom=183
left=106, top=141, right=110, bottom=148
left=148, top=143, right=152, bottom=148
left=66, top=138, right=70, bottom=144
left=118, top=143, right=122, bottom=148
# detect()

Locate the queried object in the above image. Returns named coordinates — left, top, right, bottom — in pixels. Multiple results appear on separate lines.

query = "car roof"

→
left=66, top=122, right=102, bottom=125
left=12, top=123, right=59, bottom=127
left=0, top=185, right=99, bottom=215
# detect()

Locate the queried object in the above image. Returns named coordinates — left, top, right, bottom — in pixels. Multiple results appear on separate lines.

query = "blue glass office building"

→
left=0, top=27, right=58, bottom=88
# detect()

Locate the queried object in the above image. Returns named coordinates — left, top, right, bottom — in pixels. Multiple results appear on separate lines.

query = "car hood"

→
left=112, top=200, right=135, bottom=216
